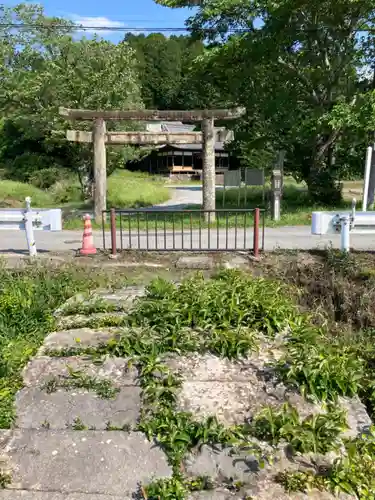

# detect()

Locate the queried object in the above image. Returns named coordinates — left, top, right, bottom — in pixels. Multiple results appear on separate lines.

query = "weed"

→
left=250, top=403, right=347, bottom=454
left=276, top=427, right=375, bottom=499
left=41, top=419, right=50, bottom=429
left=141, top=476, right=187, bottom=499
left=59, top=296, right=118, bottom=316
left=0, top=472, right=11, bottom=489
left=105, top=421, right=132, bottom=431
left=0, top=263, right=129, bottom=428
left=185, top=476, right=215, bottom=491
left=274, top=329, right=364, bottom=402
left=42, top=369, right=119, bottom=399
left=129, top=271, right=296, bottom=337
left=69, top=417, right=87, bottom=430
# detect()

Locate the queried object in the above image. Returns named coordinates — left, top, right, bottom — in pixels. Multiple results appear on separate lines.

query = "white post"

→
left=340, top=214, right=350, bottom=253
left=362, top=146, right=373, bottom=211
left=24, top=197, right=37, bottom=257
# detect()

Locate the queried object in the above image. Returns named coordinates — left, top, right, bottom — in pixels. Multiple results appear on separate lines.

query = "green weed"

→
left=277, top=427, right=375, bottom=499
left=129, top=271, right=296, bottom=337
left=0, top=263, right=127, bottom=428
left=69, top=417, right=87, bottom=430
left=274, top=327, right=364, bottom=402
left=42, top=369, right=119, bottom=399
left=251, top=403, right=347, bottom=454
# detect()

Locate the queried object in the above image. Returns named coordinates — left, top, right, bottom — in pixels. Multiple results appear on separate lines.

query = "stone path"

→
left=0, top=286, right=368, bottom=499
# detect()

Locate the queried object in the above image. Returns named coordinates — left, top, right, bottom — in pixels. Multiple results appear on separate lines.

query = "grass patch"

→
left=3, top=254, right=375, bottom=498
left=0, top=180, right=54, bottom=208
left=0, top=262, right=130, bottom=428
left=216, top=184, right=353, bottom=227
left=107, top=170, right=169, bottom=208
left=0, top=169, right=170, bottom=212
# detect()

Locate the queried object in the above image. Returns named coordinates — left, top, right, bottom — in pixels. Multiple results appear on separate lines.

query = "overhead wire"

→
left=0, top=23, right=374, bottom=33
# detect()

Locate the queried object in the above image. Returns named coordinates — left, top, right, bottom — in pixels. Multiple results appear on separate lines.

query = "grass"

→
left=0, top=180, right=54, bottom=208
left=2, top=252, right=375, bottom=497
left=0, top=262, right=132, bottom=428
left=0, top=170, right=170, bottom=211
left=63, top=183, right=353, bottom=231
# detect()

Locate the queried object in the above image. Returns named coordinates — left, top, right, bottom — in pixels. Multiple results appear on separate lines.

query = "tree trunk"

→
left=305, top=137, right=342, bottom=205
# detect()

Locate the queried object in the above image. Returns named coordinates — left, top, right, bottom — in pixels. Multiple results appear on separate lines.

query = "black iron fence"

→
left=102, top=208, right=265, bottom=256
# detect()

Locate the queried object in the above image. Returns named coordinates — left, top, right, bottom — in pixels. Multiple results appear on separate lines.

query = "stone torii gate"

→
left=59, top=107, right=244, bottom=223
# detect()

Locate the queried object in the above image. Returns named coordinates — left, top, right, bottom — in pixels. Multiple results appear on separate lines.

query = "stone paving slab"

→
left=0, top=430, right=171, bottom=496
left=55, top=286, right=145, bottom=317
left=188, top=489, right=351, bottom=499
left=56, top=312, right=128, bottom=330
left=15, top=387, right=141, bottom=430
left=0, top=492, right=129, bottom=500
left=22, top=356, right=138, bottom=387
left=185, top=447, right=355, bottom=500
left=166, top=354, right=370, bottom=432
left=176, top=256, right=214, bottom=270
left=40, top=328, right=121, bottom=353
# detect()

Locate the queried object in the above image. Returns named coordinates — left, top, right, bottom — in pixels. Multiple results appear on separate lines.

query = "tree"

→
left=0, top=3, right=143, bottom=196
left=124, top=32, right=205, bottom=109
left=156, top=0, right=375, bottom=202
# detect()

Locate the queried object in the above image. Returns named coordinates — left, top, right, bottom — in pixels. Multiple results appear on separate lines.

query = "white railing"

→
left=0, top=197, right=62, bottom=256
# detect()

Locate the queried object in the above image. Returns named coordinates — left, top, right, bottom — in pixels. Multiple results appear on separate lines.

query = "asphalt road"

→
left=0, top=226, right=374, bottom=256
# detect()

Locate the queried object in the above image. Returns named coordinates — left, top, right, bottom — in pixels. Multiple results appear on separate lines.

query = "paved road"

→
left=1, top=226, right=374, bottom=255
left=155, top=185, right=203, bottom=209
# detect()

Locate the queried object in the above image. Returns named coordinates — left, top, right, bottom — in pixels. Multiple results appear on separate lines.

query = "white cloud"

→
left=70, top=15, right=126, bottom=34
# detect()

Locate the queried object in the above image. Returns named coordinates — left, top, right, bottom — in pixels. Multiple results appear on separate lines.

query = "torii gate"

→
left=59, top=107, right=244, bottom=223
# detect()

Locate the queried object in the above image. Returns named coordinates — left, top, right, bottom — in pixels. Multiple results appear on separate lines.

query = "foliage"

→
left=156, top=0, right=375, bottom=202
left=0, top=262, right=129, bottom=427
left=129, top=270, right=296, bottom=337
left=274, top=332, right=365, bottom=402
left=0, top=4, right=142, bottom=192
left=42, top=369, right=120, bottom=399
left=251, top=403, right=347, bottom=454
left=276, top=427, right=375, bottom=499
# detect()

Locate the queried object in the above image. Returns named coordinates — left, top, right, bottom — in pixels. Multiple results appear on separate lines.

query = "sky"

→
left=4, top=0, right=195, bottom=41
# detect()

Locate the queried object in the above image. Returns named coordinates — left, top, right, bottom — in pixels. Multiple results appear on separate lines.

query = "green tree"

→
left=156, top=0, right=375, bottom=202
left=0, top=3, right=142, bottom=196
left=124, top=32, right=205, bottom=110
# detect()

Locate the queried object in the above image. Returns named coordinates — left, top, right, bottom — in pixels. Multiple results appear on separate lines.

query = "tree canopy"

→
left=0, top=3, right=142, bottom=192
left=156, top=0, right=375, bottom=201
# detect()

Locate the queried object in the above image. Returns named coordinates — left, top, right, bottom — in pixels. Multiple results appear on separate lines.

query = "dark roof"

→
left=159, top=142, right=226, bottom=152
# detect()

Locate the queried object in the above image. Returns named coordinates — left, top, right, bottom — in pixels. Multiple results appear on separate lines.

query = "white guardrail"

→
left=0, top=197, right=62, bottom=257
left=311, top=198, right=375, bottom=252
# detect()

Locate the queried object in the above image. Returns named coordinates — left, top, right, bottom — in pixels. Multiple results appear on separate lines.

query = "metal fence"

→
left=102, top=208, right=265, bottom=256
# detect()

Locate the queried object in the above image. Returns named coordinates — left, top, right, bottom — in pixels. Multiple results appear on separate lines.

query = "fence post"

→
left=253, top=207, right=260, bottom=258
left=110, top=208, right=117, bottom=257
left=24, top=197, right=37, bottom=257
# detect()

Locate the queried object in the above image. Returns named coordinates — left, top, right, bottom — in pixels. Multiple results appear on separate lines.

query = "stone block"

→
left=15, top=387, right=141, bottom=430
left=0, top=430, right=171, bottom=496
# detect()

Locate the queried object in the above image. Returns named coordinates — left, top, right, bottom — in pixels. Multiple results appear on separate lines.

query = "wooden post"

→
left=202, top=117, right=216, bottom=222
left=93, top=118, right=107, bottom=224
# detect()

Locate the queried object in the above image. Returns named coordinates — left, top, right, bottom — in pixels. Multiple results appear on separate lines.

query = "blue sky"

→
left=5, top=0, right=194, bottom=41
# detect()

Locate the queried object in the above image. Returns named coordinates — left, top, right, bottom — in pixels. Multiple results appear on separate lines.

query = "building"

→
left=126, top=121, right=235, bottom=181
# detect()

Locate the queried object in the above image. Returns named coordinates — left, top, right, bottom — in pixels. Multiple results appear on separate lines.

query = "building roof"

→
left=160, top=142, right=226, bottom=152
left=146, top=121, right=196, bottom=133
left=145, top=121, right=233, bottom=152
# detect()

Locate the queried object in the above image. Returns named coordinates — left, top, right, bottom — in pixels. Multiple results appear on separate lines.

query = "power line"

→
left=0, top=23, right=374, bottom=33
